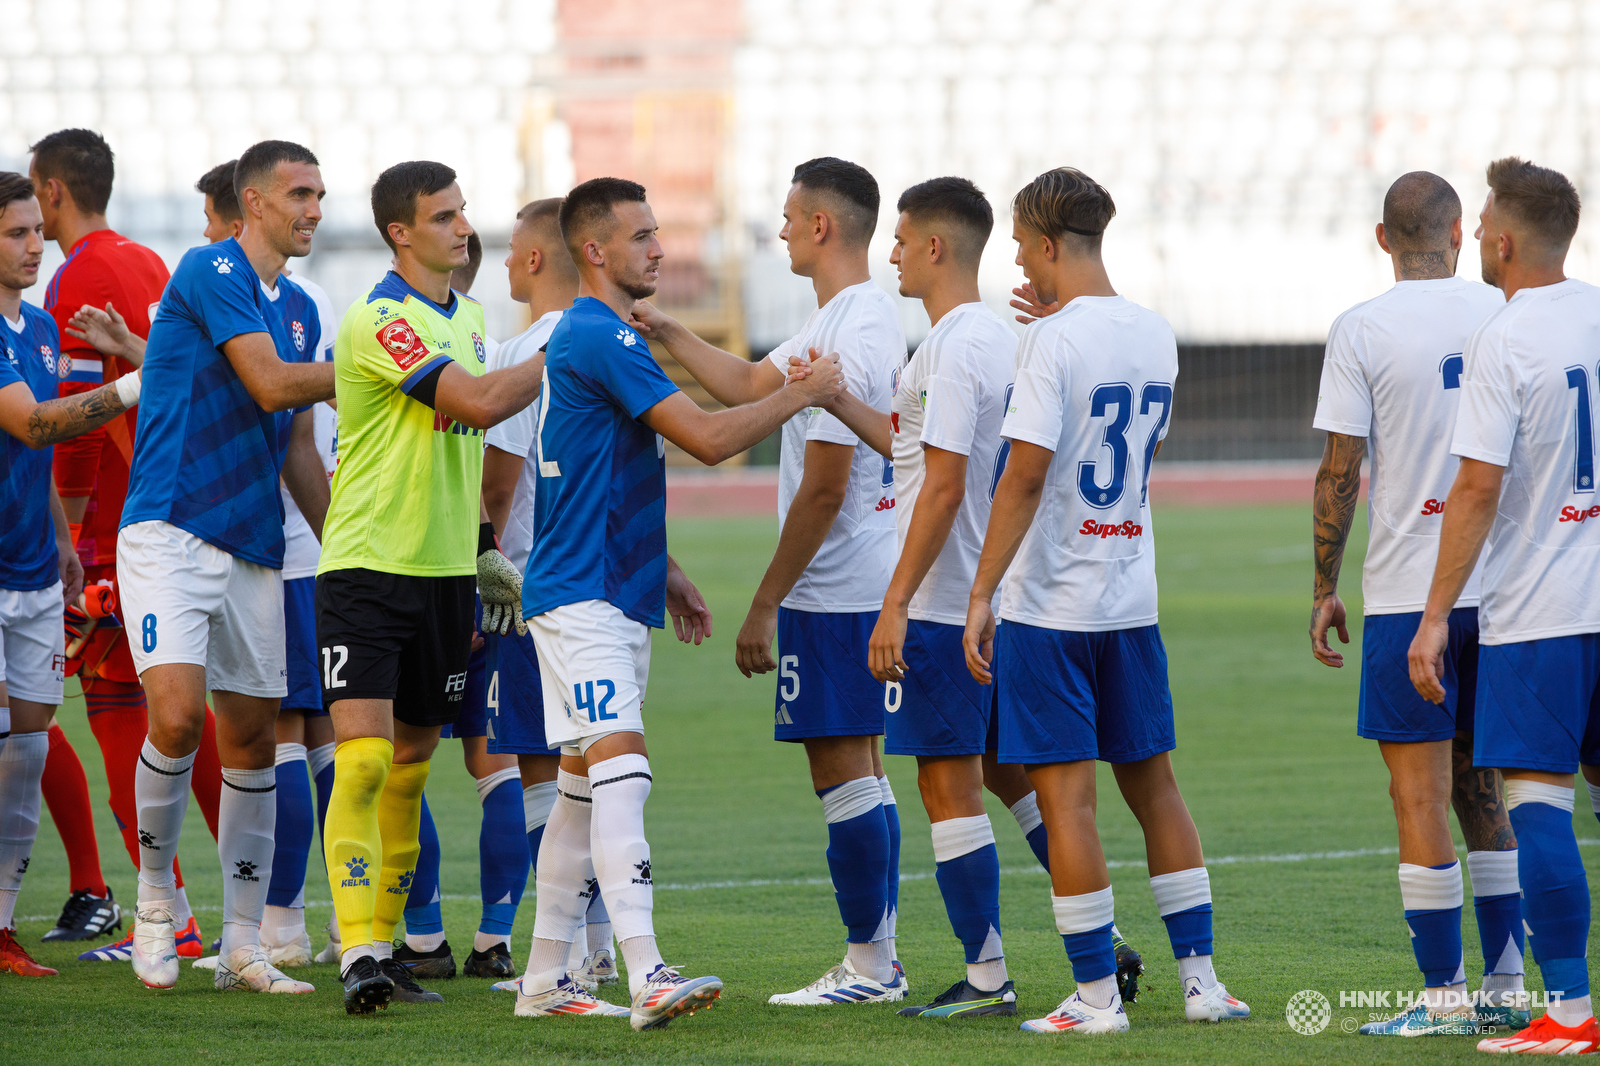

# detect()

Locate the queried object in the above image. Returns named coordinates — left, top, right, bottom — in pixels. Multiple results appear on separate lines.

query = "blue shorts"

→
left=485, top=629, right=557, bottom=755
left=774, top=607, right=887, bottom=742
left=440, top=635, right=488, bottom=740
left=1358, top=608, right=1478, bottom=743
left=1474, top=633, right=1600, bottom=774
left=996, top=621, right=1175, bottom=765
left=282, top=576, right=325, bottom=715
left=885, top=619, right=994, bottom=757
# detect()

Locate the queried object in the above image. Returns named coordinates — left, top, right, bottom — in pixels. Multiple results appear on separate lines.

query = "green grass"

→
left=9, top=504, right=1599, bottom=1063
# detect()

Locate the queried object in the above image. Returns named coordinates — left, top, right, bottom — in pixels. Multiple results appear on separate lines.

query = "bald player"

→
left=1311, top=171, right=1523, bottom=1036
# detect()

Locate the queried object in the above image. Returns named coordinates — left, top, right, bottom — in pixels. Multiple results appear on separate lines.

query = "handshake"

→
left=783, top=346, right=848, bottom=407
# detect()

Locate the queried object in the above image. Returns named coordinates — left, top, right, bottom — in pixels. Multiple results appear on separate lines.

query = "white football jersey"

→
left=1451, top=278, right=1600, bottom=645
left=485, top=310, right=565, bottom=575
left=893, top=302, right=1017, bottom=625
left=280, top=272, right=338, bottom=581
left=998, top=295, right=1176, bottom=632
left=765, top=280, right=904, bottom=613
left=1313, top=278, right=1505, bottom=615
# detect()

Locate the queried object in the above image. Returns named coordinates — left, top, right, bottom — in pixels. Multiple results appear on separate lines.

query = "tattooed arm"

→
left=0, top=378, right=134, bottom=450
left=1310, top=430, right=1366, bottom=666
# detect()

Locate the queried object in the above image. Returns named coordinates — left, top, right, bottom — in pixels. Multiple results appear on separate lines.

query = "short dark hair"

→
left=1382, top=172, right=1460, bottom=251
left=0, top=172, right=37, bottom=218
left=518, top=197, right=579, bottom=282
left=1012, top=167, right=1116, bottom=251
left=195, top=160, right=241, bottom=222
left=558, top=177, right=647, bottom=260
left=233, top=140, right=318, bottom=214
left=791, top=157, right=879, bottom=245
left=1487, top=156, right=1581, bottom=250
left=450, top=232, right=484, bottom=293
left=896, top=177, right=994, bottom=264
left=518, top=197, right=564, bottom=227
left=371, top=160, right=458, bottom=251
left=29, top=129, right=115, bottom=215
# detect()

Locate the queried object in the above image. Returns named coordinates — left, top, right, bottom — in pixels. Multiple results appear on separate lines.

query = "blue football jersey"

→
left=122, top=238, right=301, bottom=568
left=263, top=274, right=323, bottom=456
left=0, top=303, right=69, bottom=590
left=522, top=297, right=679, bottom=628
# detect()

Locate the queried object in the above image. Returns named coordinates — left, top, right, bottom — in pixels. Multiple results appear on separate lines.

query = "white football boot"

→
left=768, top=956, right=906, bottom=1006
left=631, top=964, right=723, bottom=1030
left=215, top=946, right=315, bottom=993
left=261, top=924, right=314, bottom=968
left=1020, top=990, right=1130, bottom=1034
left=131, top=902, right=180, bottom=989
left=514, top=975, right=631, bottom=1018
left=312, top=917, right=341, bottom=964
left=569, top=948, right=619, bottom=991
left=1183, top=978, right=1251, bottom=1021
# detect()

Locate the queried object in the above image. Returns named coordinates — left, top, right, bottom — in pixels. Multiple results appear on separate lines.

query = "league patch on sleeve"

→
left=378, top=317, right=430, bottom=370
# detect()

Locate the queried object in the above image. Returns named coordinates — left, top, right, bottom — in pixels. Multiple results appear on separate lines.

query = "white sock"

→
left=372, top=939, right=393, bottom=961
left=846, top=937, right=895, bottom=984
left=620, top=934, right=664, bottom=997
left=586, top=884, right=613, bottom=954
left=1178, top=954, right=1218, bottom=988
left=567, top=932, right=589, bottom=972
left=172, top=885, right=194, bottom=924
left=1077, top=973, right=1118, bottom=1009
left=407, top=931, right=445, bottom=953
left=1550, top=993, right=1595, bottom=1028
left=1586, top=780, right=1600, bottom=815
left=527, top=771, right=595, bottom=992
left=588, top=753, right=660, bottom=991
left=1421, top=983, right=1470, bottom=1013
left=1009, top=791, right=1043, bottom=836
left=968, top=958, right=1008, bottom=991
left=135, top=740, right=195, bottom=905
left=474, top=930, right=507, bottom=952
left=524, top=780, right=558, bottom=836
left=260, top=903, right=305, bottom=947
left=0, top=731, right=48, bottom=929
left=341, top=943, right=376, bottom=974
left=306, top=742, right=336, bottom=779
left=218, top=765, right=276, bottom=957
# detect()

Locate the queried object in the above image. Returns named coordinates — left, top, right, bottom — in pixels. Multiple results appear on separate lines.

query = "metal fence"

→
left=1162, top=344, right=1326, bottom=462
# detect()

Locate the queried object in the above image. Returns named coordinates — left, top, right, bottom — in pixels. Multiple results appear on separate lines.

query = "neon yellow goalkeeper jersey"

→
left=318, top=271, right=490, bottom=577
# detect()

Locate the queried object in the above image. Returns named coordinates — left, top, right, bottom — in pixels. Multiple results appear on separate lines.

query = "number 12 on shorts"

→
left=573, top=679, right=617, bottom=723
left=322, top=645, right=348, bottom=689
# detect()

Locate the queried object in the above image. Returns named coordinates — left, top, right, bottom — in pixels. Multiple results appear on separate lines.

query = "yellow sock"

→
left=371, top=759, right=430, bottom=945
left=323, top=737, right=393, bottom=951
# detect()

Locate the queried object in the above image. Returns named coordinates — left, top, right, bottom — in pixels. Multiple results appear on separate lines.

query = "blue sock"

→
left=1026, top=824, right=1051, bottom=872
left=1162, top=903, right=1214, bottom=958
left=819, top=778, right=890, bottom=943
left=1063, top=922, right=1117, bottom=983
left=880, top=778, right=900, bottom=945
left=266, top=750, right=313, bottom=907
left=1509, top=797, right=1591, bottom=1002
left=934, top=842, right=1001, bottom=964
left=311, top=749, right=335, bottom=847
left=403, top=793, right=444, bottom=938
left=477, top=773, right=529, bottom=939
left=1399, top=861, right=1465, bottom=987
left=1475, top=893, right=1524, bottom=975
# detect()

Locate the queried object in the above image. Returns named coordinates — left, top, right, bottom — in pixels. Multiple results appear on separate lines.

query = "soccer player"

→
left=633, top=157, right=908, bottom=1006
left=0, top=171, right=146, bottom=976
left=120, top=140, right=335, bottom=995
left=962, top=167, right=1248, bottom=1035
left=314, top=160, right=549, bottom=1014
left=396, top=228, right=532, bottom=983
left=30, top=127, right=175, bottom=945
left=1310, top=172, right=1523, bottom=1037
left=1409, top=157, right=1600, bottom=1055
left=514, top=176, right=842, bottom=1028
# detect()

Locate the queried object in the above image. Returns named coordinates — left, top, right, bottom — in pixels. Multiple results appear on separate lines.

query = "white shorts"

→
left=117, top=520, right=287, bottom=698
left=528, top=598, right=650, bottom=754
left=0, top=583, right=66, bottom=705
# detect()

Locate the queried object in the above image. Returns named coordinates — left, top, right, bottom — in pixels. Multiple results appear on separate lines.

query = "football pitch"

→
left=10, top=503, right=1599, bottom=1064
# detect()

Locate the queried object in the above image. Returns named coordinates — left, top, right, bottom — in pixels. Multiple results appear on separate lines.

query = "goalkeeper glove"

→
left=477, top=527, right=527, bottom=637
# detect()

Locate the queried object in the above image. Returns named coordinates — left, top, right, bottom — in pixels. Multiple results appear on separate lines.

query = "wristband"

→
left=114, top=369, right=142, bottom=408
left=478, top=522, right=497, bottom=556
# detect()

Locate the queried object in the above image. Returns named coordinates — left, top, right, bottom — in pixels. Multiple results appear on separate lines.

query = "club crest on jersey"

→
left=616, top=327, right=640, bottom=347
left=890, top=367, right=901, bottom=396
left=42, top=344, right=66, bottom=379
left=212, top=255, right=233, bottom=274
left=291, top=320, right=305, bottom=352
left=472, top=331, right=487, bottom=363
left=378, top=317, right=430, bottom=371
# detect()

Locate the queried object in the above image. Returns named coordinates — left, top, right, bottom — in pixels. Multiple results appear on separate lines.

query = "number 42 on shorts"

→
left=570, top=679, right=617, bottom=723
